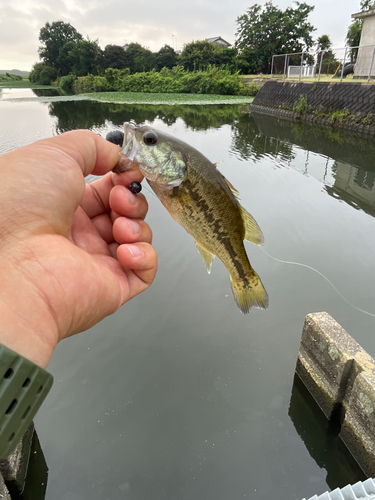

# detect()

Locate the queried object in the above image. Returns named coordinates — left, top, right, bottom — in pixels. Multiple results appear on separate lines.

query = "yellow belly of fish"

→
left=155, top=184, right=268, bottom=313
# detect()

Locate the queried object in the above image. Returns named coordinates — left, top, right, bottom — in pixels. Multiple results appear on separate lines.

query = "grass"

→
left=239, top=73, right=375, bottom=84
left=0, top=79, right=55, bottom=89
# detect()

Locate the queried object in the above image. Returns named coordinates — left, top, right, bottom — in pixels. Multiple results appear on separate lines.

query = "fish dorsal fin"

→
left=224, top=177, right=240, bottom=200
left=240, top=206, right=264, bottom=246
left=195, top=241, right=215, bottom=274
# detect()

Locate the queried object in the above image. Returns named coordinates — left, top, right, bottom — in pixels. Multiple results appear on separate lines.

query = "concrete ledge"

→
left=297, top=312, right=375, bottom=476
left=0, top=423, right=34, bottom=496
left=0, top=423, right=47, bottom=499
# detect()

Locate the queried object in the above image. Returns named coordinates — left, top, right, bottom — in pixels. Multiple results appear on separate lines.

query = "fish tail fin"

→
left=230, top=271, right=269, bottom=314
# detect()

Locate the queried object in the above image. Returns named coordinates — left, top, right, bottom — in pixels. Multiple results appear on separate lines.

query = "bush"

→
left=293, top=95, right=309, bottom=114
left=104, top=68, right=131, bottom=90
left=60, top=74, right=76, bottom=93
left=74, top=74, right=109, bottom=93
left=29, top=63, right=46, bottom=83
left=4, top=73, right=22, bottom=81
left=39, top=66, right=58, bottom=85
left=72, top=66, right=260, bottom=96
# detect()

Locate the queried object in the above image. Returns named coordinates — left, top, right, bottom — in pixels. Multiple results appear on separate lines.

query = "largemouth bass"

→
left=115, top=121, right=268, bottom=313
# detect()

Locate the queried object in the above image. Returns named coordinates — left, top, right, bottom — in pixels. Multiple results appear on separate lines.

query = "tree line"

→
left=30, top=0, right=372, bottom=87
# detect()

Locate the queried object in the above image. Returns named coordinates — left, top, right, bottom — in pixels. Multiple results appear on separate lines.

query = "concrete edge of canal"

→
left=250, top=80, right=375, bottom=136
left=297, top=311, right=375, bottom=477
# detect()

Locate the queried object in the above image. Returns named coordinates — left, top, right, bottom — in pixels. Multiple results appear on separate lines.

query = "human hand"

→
left=0, top=130, right=157, bottom=368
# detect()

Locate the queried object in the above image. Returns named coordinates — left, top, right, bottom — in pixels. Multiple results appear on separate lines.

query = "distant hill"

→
left=0, top=69, right=29, bottom=76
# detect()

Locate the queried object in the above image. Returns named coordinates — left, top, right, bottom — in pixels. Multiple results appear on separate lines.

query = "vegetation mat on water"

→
left=0, top=91, right=254, bottom=105
left=86, top=92, right=254, bottom=105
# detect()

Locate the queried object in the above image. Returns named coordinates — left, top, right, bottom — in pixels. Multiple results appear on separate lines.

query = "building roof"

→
left=352, top=7, right=375, bottom=19
left=206, top=36, right=232, bottom=47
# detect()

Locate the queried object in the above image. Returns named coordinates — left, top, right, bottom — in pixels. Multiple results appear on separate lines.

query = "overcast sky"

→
left=0, top=0, right=361, bottom=71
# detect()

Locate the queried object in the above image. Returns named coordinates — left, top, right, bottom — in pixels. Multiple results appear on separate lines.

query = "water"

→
left=1, top=88, right=375, bottom=499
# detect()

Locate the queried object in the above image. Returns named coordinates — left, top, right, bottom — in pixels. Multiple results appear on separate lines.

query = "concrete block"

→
left=0, top=423, right=34, bottom=496
left=296, top=312, right=375, bottom=476
left=0, top=473, right=11, bottom=500
left=296, top=312, right=365, bottom=419
left=341, top=371, right=375, bottom=476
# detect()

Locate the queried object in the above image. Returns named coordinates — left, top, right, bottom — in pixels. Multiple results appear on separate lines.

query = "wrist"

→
left=0, top=262, right=57, bottom=369
left=0, top=304, right=56, bottom=369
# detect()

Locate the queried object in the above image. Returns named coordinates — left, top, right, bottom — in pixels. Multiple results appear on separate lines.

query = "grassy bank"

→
left=0, top=79, right=54, bottom=89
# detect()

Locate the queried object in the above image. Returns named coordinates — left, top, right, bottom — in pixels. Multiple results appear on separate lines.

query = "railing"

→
left=270, top=44, right=375, bottom=82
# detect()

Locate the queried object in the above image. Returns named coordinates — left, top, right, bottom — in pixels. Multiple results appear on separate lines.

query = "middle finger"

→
left=109, top=185, right=148, bottom=221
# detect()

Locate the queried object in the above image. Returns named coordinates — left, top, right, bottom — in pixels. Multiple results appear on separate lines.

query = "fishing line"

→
left=260, top=247, right=375, bottom=318
left=139, top=181, right=375, bottom=318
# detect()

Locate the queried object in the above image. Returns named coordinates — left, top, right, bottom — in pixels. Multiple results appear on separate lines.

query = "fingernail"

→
left=125, top=187, right=137, bottom=205
left=128, top=219, right=140, bottom=234
left=127, top=245, right=144, bottom=258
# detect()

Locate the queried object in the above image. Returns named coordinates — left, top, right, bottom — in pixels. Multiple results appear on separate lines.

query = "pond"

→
left=1, top=88, right=375, bottom=500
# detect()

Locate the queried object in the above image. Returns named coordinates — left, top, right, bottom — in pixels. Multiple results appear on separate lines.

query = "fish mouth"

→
left=113, top=120, right=140, bottom=173
left=121, top=120, right=139, bottom=160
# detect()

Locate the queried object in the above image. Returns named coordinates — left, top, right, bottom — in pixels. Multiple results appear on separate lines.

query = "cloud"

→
left=0, top=0, right=362, bottom=70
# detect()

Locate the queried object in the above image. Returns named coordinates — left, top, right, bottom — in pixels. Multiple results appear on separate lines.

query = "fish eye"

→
left=143, top=132, right=158, bottom=146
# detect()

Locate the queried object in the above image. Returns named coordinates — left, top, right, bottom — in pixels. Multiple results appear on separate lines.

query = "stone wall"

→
left=250, top=80, right=375, bottom=135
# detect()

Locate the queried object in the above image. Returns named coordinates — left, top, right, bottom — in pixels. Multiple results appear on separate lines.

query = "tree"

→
left=317, top=34, right=332, bottom=51
left=39, top=66, right=58, bottom=85
left=179, top=40, right=222, bottom=70
left=69, top=40, right=103, bottom=76
left=123, top=43, right=156, bottom=73
left=213, top=47, right=238, bottom=68
left=56, top=41, right=76, bottom=76
left=103, top=45, right=128, bottom=69
left=235, top=1, right=316, bottom=73
left=316, top=34, right=332, bottom=67
left=38, top=21, right=83, bottom=69
left=29, top=62, right=46, bottom=83
left=155, top=45, right=178, bottom=70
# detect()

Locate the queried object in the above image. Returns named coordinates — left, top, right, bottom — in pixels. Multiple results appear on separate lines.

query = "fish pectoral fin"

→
left=240, top=206, right=264, bottom=246
left=195, top=241, right=215, bottom=274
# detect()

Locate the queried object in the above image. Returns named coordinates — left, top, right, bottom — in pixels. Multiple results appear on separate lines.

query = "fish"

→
left=114, top=120, right=268, bottom=313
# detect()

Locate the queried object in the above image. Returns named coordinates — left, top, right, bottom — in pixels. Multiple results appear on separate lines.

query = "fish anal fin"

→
left=224, top=177, right=240, bottom=200
left=240, top=206, right=264, bottom=246
left=230, top=271, right=269, bottom=314
left=195, top=241, right=215, bottom=274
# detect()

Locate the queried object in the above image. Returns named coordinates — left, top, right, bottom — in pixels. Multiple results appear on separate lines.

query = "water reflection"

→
left=46, top=100, right=375, bottom=223
left=239, top=112, right=375, bottom=218
left=48, top=100, right=246, bottom=134
left=326, top=162, right=375, bottom=218
left=289, top=374, right=366, bottom=490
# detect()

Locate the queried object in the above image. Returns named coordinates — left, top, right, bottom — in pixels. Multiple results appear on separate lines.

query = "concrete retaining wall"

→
left=297, top=312, right=375, bottom=476
left=250, top=80, right=375, bottom=135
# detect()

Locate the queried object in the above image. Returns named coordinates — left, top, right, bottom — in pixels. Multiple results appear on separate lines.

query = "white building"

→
left=352, top=8, right=375, bottom=78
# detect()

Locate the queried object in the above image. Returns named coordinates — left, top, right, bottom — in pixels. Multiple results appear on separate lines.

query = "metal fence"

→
left=271, top=44, right=375, bottom=82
